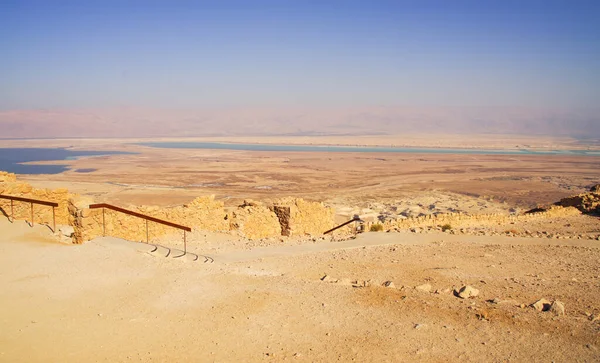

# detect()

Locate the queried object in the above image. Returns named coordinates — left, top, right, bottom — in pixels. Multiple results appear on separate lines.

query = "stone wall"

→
left=69, top=195, right=230, bottom=244
left=0, top=172, right=74, bottom=227
left=556, top=191, right=600, bottom=215
left=0, top=171, right=17, bottom=183
left=230, top=200, right=282, bottom=240
left=272, top=197, right=335, bottom=237
left=1, top=172, right=338, bottom=243
left=364, top=205, right=582, bottom=232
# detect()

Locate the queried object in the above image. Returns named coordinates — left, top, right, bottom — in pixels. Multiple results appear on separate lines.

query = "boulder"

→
left=321, top=275, right=338, bottom=283
left=549, top=301, right=565, bottom=316
left=382, top=281, right=395, bottom=288
left=415, top=284, right=432, bottom=293
left=455, top=285, right=479, bottom=299
left=58, top=225, right=74, bottom=238
left=531, top=298, right=552, bottom=311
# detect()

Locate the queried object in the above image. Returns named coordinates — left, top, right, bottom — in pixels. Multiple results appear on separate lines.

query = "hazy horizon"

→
left=1, top=1, right=599, bottom=138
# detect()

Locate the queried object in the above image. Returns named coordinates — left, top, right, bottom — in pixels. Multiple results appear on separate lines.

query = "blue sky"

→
left=1, top=0, right=599, bottom=110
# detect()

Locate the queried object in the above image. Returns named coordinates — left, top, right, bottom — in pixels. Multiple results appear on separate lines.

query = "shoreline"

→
left=1, top=134, right=598, bottom=152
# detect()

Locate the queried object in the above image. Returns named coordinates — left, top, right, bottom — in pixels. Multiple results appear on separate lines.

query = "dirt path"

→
left=210, top=231, right=600, bottom=263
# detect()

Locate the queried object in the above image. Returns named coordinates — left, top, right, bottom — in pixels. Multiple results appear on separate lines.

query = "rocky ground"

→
left=1, top=218, right=599, bottom=362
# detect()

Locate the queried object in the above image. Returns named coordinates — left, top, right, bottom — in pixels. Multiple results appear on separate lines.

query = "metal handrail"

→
left=324, top=216, right=362, bottom=235
left=0, top=194, right=59, bottom=232
left=88, top=203, right=192, bottom=257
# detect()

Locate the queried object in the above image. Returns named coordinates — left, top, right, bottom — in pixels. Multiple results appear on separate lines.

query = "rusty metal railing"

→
left=0, top=194, right=59, bottom=232
left=88, top=203, right=196, bottom=260
left=324, top=216, right=362, bottom=235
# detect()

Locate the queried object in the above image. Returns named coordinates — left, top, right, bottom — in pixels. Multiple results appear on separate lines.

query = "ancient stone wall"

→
left=272, top=197, right=335, bottom=237
left=69, top=195, right=230, bottom=244
left=0, top=171, right=17, bottom=183
left=230, top=200, right=282, bottom=240
left=0, top=172, right=74, bottom=227
left=1, top=172, right=337, bottom=243
left=556, top=192, right=600, bottom=215
left=364, top=205, right=582, bottom=232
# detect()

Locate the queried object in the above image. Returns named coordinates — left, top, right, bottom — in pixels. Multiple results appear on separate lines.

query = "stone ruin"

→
left=272, top=197, right=336, bottom=237
left=0, top=171, right=336, bottom=244
left=0, top=171, right=73, bottom=226
left=554, top=184, right=600, bottom=215
left=229, top=200, right=282, bottom=240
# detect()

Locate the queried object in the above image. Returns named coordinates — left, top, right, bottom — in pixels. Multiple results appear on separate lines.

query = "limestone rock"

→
left=58, top=225, right=74, bottom=238
left=455, top=285, right=479, bottom=299
left=0, top=171, right=17, bottom=183
left=321, top=275, right=338, bottom=283
left=531, top=298, right=552, bottom=311
left=415, top=284, right=432, bottom=293
left=555, top=191, right=600, bottom=214
left=549, top=301, right=565, bottom=316
left=382, top=281, right=395, bottom=288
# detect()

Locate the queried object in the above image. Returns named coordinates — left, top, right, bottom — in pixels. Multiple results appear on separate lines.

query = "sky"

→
left=1, top=0, right=599, bottom=112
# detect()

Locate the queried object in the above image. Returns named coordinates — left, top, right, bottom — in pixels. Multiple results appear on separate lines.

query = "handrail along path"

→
left=324, top=216, right=362, bottom=235
left=88, top=203, right=195, bottom=260
left=0, top=194, right=59, bottom=232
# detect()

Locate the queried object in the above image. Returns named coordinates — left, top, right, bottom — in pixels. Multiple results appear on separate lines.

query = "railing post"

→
left=145, top=219, right=149, bottom=243
left=102, top=208, right=106, bottom=236
left=52, top=206, right=56, bottom=232
left=30, top=202, right=34, bottom=227
left=10, top=199, right=14, bottom=223
left=183, top=230, right=187, bottom=254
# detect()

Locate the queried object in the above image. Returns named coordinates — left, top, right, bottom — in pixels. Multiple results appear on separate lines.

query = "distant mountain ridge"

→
left=0, top=107, right=598, bottom=138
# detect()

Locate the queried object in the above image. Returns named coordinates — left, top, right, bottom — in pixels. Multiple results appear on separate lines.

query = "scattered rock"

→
left=455, top=285, right=479, bottom=299
left=531, top=298, right=552, bottom=311
left=58, top=225, right=74, bottom=238
left=550, top=301, right=565, bottom=316
left=382, top=281, right=396, bottom=288
left=415, top=284, right=432, bottom=293
left=351, top=280, right=372, bottom=288
left=321, top=275, right=338, bottom=283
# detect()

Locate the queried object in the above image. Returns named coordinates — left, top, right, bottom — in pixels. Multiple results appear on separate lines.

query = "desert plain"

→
left=1, top=134, right=600, bottom=362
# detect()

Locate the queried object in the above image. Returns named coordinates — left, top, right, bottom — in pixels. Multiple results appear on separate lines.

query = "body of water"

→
left=137, top=142, right=598, bottom=156
left=0, top=148, right=131, bottom=174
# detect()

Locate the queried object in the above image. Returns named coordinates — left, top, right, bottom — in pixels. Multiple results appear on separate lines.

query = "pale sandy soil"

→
left=1, top=218, right=600, bottom=362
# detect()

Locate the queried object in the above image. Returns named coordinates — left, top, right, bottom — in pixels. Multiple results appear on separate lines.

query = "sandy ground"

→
left=1, top=217, right=600, bottom=362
